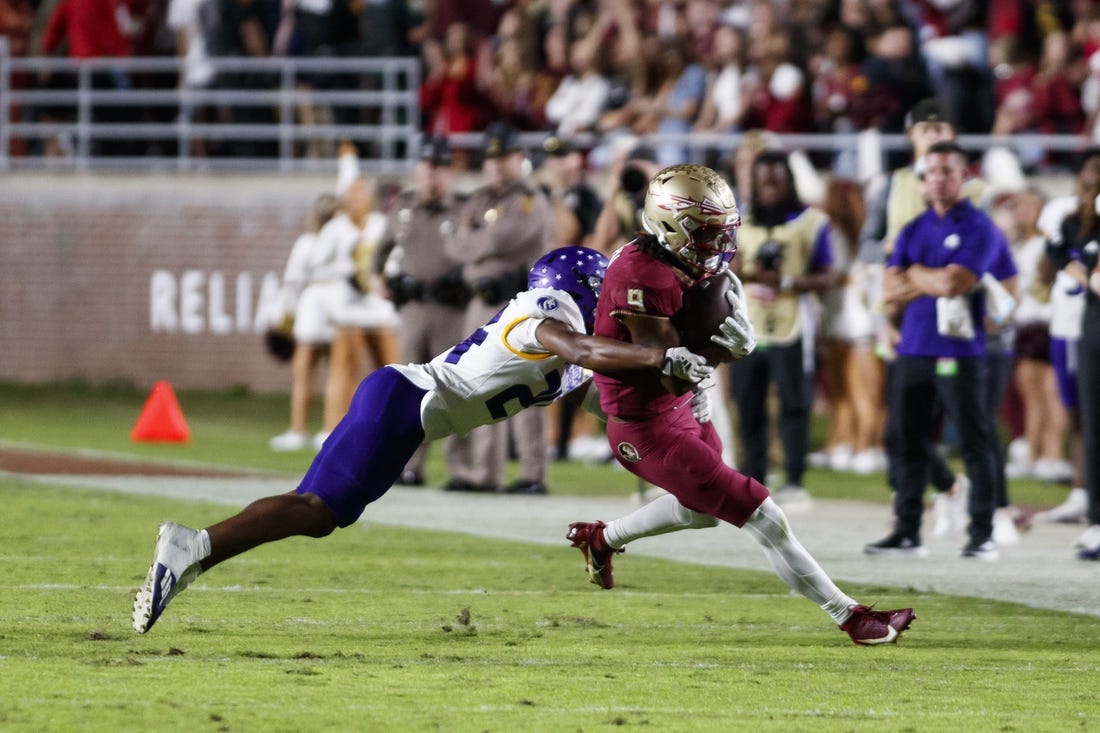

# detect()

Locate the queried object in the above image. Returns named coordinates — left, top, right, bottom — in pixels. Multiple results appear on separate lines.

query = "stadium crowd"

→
left=7, top=0, right=1100, bottom=164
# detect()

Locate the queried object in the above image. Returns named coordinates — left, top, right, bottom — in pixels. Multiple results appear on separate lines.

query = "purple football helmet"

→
left=527, top=246, right=609, bottom=332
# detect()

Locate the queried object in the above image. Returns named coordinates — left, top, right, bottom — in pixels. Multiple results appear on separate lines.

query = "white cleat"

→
left=1073, top=524, right=1100, bottom=552
left=849, top=448, right=886, bottom=475
left=1034, top=458, right=1074, bottom=483
left=1034, top=488, right=1088, bottom=524
left=269, top=430, right=308, bottom=452
left=992, top=510, right=1020, bottom=546
left=828, top=445, right=853, bottom=472
left=132, top=522, right=207, bottom=634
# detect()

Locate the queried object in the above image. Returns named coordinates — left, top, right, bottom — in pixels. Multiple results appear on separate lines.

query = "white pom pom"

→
left=768, top=64, right=803, bottom=101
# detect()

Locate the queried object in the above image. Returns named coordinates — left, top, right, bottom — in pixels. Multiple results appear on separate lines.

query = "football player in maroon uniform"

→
left=567, top=163, right=916, bottom=645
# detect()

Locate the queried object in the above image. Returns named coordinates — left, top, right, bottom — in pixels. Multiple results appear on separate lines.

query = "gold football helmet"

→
left=641, top=163, right=741, bottom=275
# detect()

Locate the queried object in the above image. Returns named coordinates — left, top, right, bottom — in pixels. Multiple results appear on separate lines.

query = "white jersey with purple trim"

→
left=389, top=287, right=591, bottom=440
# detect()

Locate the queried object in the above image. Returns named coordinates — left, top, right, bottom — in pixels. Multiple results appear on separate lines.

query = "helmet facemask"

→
left=674, top=220, right=740, bottom=275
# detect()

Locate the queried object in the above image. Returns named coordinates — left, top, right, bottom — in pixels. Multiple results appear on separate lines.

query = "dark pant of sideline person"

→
left=890, top=355, right=999, bottom=544
left=985, top=351, right=1015, bottom=509
left=885, top=360, right=957, bottom=494
left=1078, top=309, right=1100, bottom=527
left=730, top=340, right=813, bottom=487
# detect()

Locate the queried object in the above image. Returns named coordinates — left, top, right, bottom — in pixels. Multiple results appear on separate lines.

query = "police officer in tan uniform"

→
left=446, top=122, right=553, bottom=493
left=733, top=149, right=835, bottom=507
left=374, top=135, right=470, bottom=486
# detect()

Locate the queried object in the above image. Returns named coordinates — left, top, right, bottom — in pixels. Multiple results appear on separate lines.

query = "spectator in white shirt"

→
left=544, top=38, right=611, bottom=136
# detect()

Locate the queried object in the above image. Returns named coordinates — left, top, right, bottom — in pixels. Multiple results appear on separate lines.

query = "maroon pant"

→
left=606, top=399, right=770, bottom=527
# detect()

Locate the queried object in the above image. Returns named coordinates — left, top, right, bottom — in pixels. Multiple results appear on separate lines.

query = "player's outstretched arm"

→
left=535, top=319, right=712, bottom=383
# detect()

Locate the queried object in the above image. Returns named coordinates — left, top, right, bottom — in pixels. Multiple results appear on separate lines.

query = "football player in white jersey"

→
left=133, top=246, right=729, bottom=634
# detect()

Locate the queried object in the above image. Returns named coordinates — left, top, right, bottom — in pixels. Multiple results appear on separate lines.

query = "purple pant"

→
left=1050, top=337, right=1079, bottom=409
left=605, top=399, right=770, bottom=527
left=297, top=367, right=427, bottom=526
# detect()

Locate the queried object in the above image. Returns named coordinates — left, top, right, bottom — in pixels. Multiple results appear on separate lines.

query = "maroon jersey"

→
left=593, top=241, right=695, bottom=420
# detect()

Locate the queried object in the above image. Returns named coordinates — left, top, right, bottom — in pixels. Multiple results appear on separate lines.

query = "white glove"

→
left=662, top=347, right=714, bottom=383
left=691, top=376, right=715, bottom=424
left=710, top=286, right=756, bottom=358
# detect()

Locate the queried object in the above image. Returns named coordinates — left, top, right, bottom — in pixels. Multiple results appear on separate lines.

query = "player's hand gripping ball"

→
left=673, top=272, right=754, bottom=364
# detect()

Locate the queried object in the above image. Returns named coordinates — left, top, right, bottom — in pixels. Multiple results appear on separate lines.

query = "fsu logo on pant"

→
left=617, top=442, right=641, bottom=463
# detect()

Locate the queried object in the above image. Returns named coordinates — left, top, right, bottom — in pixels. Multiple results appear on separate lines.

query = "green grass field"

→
left=1, top=382, right=1096, bottom=731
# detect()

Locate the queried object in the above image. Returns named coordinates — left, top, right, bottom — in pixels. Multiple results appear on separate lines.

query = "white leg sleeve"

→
left=603, top=493, right=719, bottom=549
left=742, top=497, right=857, bottom=624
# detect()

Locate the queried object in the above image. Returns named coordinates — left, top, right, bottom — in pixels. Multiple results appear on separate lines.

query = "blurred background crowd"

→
left=6, top=0, right=1100, bottom=167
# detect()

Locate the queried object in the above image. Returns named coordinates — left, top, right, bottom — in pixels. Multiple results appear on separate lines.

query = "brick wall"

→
left=0, top=174, right=337, bottom=392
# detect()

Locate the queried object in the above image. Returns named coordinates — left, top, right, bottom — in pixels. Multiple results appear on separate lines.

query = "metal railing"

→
left=0, top=40, right=421, bottom=173
left=2, top=39, right=1096, bottom=175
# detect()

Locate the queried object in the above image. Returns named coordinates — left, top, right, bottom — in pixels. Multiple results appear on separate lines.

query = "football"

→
left=672, top=275, right=735, bottom=364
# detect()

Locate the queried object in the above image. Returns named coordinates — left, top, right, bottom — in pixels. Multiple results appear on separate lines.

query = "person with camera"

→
left=448, top=122, right=553, bottom=493
left=371, top=136, right=469, bottom=486
left=729, top=149, right=835, bottom=509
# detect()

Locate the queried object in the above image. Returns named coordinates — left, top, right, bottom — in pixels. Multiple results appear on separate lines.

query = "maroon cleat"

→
left=840, top=605, right=915, bottom=646
left=566, top=521, right=623, bottom=589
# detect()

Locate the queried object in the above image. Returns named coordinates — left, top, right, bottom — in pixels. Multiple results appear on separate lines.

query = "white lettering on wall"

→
left=254, top=272, right=283, bottom=333
left=150, top=270, right=179, bottom=332
left=180, top=270, right=206, bottom=334
left=149, top=269, right=282, bottom=335
left=208, top=272, right=233, bottom=335
left=236, top=272, right=253, bottom=332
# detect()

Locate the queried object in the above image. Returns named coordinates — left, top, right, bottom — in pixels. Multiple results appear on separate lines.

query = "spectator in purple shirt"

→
left=866, top=140, right=1005, bottom=561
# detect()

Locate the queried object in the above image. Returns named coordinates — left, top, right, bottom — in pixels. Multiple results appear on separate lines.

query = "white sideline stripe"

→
left=13, top=472, right=1100, bottom=618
